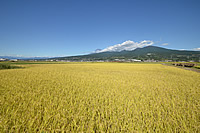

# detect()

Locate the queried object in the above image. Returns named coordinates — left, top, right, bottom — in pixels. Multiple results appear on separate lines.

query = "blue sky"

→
left=0, top=0, right=200, bottom=57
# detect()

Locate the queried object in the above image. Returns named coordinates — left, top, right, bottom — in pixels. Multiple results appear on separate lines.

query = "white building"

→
left=0, top=58, right=8, bottom=61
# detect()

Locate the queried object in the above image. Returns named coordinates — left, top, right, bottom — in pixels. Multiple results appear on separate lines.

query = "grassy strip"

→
left=0, top=63, right=22, bottom=70
left=194, top=66, right=200, bottom=69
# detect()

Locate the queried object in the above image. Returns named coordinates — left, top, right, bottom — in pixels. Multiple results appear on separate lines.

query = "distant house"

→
left=164, top=60, right=172, bottom=62
left=0, top=58, right=8, bottom=61
left=132, top=59, right=142, bottom=62
left=144, top=59, right=157, bottom=62
left=127, top=59, right=141, bottom=62
left=10, top=59, right=18, bottom=62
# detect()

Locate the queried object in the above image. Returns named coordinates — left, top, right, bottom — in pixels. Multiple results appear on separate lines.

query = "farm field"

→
left=0, top=63, right=200, bottom=132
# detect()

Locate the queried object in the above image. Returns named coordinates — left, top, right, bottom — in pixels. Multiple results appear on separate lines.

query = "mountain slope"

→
left=53, top=46, right=200, bottom=61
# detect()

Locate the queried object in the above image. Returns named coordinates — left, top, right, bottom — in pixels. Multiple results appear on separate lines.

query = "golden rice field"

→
left=0, top=63, right=200, bottom=132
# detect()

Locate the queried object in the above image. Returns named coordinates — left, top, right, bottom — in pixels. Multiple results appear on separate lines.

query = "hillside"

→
left=52, top=46, right=200, bottom=62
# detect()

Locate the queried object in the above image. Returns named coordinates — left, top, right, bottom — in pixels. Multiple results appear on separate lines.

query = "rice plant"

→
left=0, top=63, right=199, bottom=132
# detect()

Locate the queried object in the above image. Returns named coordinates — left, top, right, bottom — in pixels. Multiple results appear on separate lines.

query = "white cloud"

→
left=179, top=49, right=186, bottom=51
left=95, top=40, right=154, bottom=53
left=161, top=43, right=169, bottom=46
left=193, top=48, right=200, bottom=51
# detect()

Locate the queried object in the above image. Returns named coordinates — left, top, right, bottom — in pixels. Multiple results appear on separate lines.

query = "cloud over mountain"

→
left=161, top=43, right=169, bottom=46
left=95, top=40, right=154, bottom=53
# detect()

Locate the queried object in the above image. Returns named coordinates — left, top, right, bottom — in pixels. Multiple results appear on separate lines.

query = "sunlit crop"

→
left=0, top=63, right=199, bottom=132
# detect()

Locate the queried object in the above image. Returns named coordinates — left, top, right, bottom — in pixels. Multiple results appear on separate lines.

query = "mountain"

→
left=52, top=46, right=200, bottom=62
left=0, top=56, right=51, bottom=60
